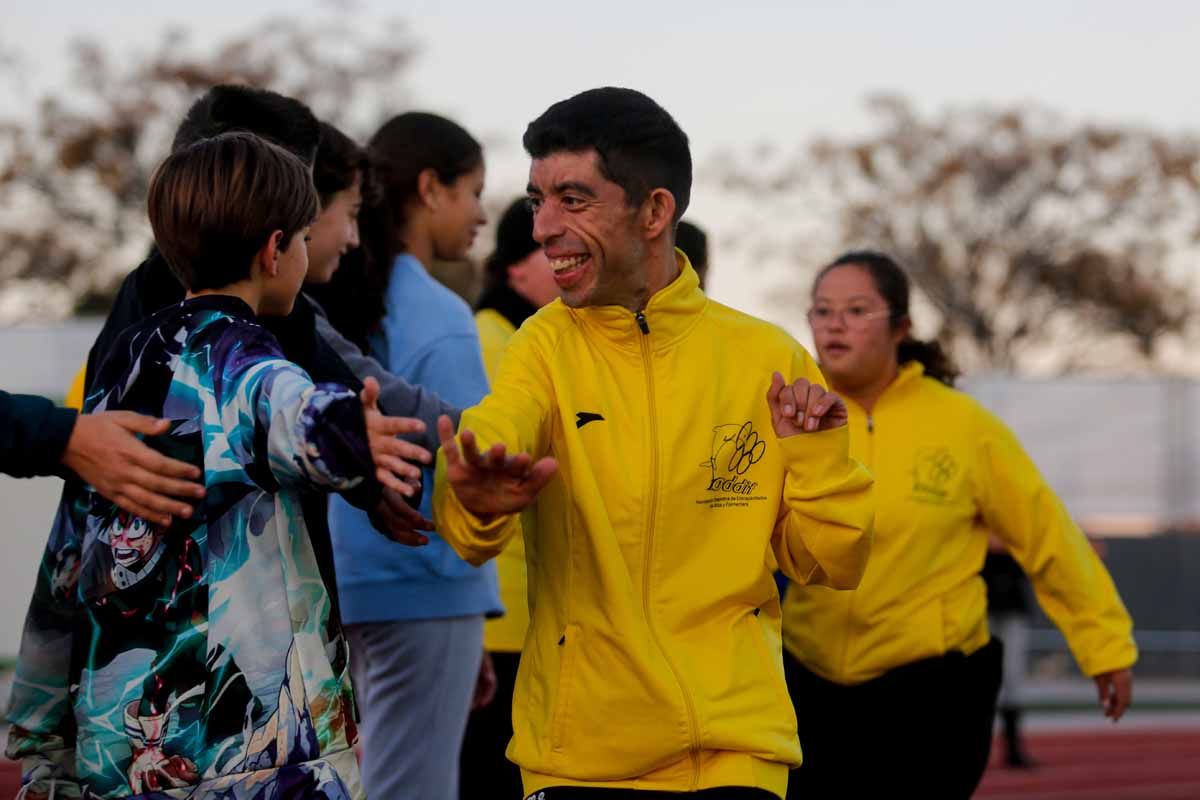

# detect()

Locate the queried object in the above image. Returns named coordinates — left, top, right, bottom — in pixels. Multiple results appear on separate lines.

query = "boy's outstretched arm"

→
left=229, top=353, right=430, bottom=496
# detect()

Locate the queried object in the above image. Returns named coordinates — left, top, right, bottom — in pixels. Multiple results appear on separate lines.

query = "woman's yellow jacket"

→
left=436, top=257, right=874, bottom=798
left=783, top=362, right=1136, bottom=685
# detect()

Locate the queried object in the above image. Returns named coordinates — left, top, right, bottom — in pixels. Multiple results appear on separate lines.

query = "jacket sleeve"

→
left=315, top=310, right=460, bottom=452
left=973, top=406, right=1137, bottom=677
left=5, top=492, right=86, bottom=794
left=771, top=350, right=875, bottom=589
left=223, top=353, right=374, bottom=493
left=0, top=390, right=78, bottom=479
left=433, top=324, right=554, bottom=566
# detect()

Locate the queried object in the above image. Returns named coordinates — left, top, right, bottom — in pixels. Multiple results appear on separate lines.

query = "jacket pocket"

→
left=745, top=608, right=792, bottom=708
left=550, top=623, right=582, bottom=753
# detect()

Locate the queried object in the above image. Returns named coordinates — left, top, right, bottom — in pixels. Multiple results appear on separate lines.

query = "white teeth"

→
left=550, top=255, right=588, bottom=273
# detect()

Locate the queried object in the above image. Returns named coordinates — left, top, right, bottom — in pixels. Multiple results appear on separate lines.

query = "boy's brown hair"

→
left=148, top=131, right=319, bottom=291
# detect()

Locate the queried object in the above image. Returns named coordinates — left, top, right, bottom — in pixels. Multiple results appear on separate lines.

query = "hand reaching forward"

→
left=767, top=371, right=848, bottom=437
left=437, top=415, right=557, bottom=518
left=361, top=377, right=432, bottom=495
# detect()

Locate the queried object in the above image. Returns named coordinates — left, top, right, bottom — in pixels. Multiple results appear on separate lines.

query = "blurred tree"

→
left=0, top=11, right=415, bottom=322
left=707, top=95, right=1200, bottom=373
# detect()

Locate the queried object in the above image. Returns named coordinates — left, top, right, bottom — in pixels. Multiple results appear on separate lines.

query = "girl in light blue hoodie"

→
left=324, top=112, right=500, bottom=800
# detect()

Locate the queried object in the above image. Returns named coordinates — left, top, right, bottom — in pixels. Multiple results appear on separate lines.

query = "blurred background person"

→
left=984, top=535, right=1038, bottom=768
left=324, top=112, right=499, bottom=800
left=460, top=196, right=558, bottom=800
left=674, top=219, right=710, bottom=290
left=782, top=250, right=1137, bottom=799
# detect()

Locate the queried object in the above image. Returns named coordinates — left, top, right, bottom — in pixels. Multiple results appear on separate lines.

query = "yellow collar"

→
left=566, top=249, right=708, bottom=353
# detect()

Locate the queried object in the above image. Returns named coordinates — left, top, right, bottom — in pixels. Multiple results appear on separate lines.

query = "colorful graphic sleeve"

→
left=229, top=358, right=374, bottom=492
left=5, top=494, right=87, bottom=795
left=771, top=349, right=875, bottom=588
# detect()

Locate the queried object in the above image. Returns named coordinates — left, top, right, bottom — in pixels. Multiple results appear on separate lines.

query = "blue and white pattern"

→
left=6, top=296, right=369, bottom=799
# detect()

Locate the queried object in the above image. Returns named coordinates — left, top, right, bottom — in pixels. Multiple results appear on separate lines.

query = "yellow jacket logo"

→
left=702, top=421, right=765, bottom=495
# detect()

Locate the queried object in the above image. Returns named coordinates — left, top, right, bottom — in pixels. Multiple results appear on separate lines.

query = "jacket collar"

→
left=842, top=360, right=927, bottom=421
left=565, top=249, right=707, bottom=353
left=177, top=294, right=258, bottom=322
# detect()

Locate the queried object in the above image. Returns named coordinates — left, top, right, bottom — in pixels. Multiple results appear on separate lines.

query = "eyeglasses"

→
left=806, top=305, right=892, bottom=331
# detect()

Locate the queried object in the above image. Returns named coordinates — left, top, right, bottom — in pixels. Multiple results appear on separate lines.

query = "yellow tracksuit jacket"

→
left=475, top=307, right=531, bottom=653
left=435, top=257, right=874, bottom=798
left=783, top=362, right=1137, bottom=685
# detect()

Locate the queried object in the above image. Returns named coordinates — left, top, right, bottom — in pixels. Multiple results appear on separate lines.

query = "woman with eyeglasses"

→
left=781, top=251, right=1137, bottom=799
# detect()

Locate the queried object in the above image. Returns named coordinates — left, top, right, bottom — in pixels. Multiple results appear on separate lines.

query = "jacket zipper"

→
left=635, top=309, right=701, bottom=788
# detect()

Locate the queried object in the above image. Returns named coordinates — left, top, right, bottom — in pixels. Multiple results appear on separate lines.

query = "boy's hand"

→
left=62, top=411, right=206, bottom=527
left=370, top=488, right=434, bottom=547
left=767, top=372, right=847, bottom=437
left=437, top=415, right=557, bottom=517
left=361, top=377, right=432, bottom=496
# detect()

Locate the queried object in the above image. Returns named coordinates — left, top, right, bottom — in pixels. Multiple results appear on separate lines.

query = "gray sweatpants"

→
left=347, top=616, right=484, bottom=799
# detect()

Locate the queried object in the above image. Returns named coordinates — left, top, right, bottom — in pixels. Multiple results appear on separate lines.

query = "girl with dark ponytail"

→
left=322, top=112, right=499, bottom=800
left=779, top=250, right=1136, bottom=799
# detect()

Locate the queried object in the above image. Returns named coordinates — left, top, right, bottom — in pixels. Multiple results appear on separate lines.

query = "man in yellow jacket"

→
left=433, top=87, right=875, bottom=800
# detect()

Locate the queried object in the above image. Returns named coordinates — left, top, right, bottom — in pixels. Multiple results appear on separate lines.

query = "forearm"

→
left=1017, top=503, right=1138, bottom=676
left=0, top=391, right=78, bottom=478
left=433, top=459, right=521, bottom=565
left=772, top=427, right=875, bottom=588
left=237, top=359, right=374, bottom=491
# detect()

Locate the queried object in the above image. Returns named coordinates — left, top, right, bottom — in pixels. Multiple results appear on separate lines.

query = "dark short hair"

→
left=171, top=85, right=321, bottom=167
left=314, top=120, right=368, bottom=208
left=675, top=220, right=708, bottom=270
left=483, top=197, right=539, bottom=291
left=148, top=132, right=319, bottom=292
left=523, top=87, right=692, bottom=223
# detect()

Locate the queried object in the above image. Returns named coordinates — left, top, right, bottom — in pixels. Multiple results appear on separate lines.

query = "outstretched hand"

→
left=766, top=372, right=848, bottom=437
left=437, top=415, right=557, bottom=518
left=361, top=377, right=432, bottom=495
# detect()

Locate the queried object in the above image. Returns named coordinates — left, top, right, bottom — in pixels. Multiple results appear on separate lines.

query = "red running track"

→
left=977, top=728, right=1200, bottom=800
left=1, top=728, right=1196, bottom=798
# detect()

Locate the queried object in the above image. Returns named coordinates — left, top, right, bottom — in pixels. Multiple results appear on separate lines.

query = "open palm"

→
left=437, top=415, right=557, bottom=517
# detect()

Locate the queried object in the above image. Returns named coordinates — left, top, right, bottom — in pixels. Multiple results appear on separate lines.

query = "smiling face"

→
left=809, top=263, right=908, bottom=393
left=305, top=174, right=362, bottom=285
left=527, top=150, right=648, bottom=309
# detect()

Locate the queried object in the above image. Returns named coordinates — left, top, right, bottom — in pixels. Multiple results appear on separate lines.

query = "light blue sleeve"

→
left=402, top=333, right=491, bottom=411
left=379, top=301, right=489, bottom=518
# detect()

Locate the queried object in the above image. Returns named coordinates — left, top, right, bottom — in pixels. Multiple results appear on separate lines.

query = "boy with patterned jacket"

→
left=6, top=131, right=429, bottom=800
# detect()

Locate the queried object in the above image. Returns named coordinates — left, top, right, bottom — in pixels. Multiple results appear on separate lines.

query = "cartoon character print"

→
left=84, top=508, right=259, bottom=794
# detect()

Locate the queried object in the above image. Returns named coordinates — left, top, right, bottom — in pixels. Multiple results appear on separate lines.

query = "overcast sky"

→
left=4, top=0, right=1200, bottom=336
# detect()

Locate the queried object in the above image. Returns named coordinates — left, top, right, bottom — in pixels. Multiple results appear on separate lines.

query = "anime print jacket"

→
left=6, top=295, right=372, bottom=800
